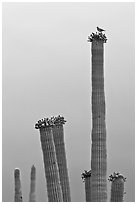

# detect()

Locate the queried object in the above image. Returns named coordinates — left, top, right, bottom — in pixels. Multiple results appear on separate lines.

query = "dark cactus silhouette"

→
left=82, top=170, right=92, bottom=201
left=109, top=172, right=126, bottom=202
left=35, top=118, right=63, bottom=202
left=88, top=31, right=107, bottom=201
left=14, top=168, right=23, bottom=202
left=29, top=165, right=36, bottom=202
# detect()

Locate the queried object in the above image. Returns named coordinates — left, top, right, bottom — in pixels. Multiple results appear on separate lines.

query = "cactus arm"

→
left=14, top=168, right=23, bottom=202
left=81, top=170, right=92, bottom=201
left=52, top=116, right=71, bottom=202
left=109, top=172, right=126, bottom=202
left=35, top=118, right=63, bottom=202
left=29, top=165, right=36, bottom=202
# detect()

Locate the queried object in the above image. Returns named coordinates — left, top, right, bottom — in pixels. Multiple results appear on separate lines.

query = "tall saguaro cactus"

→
left=52, top=115, right=71, bottom=202
left=29, top=165, right=36, bottom=202
left=35, top=118, right=63, bottom=202
left=81, top=170, right=92, bottom=202
left=88, top=31, right=107, bottom=201
left=14, top=168, right=23, bottom=202
left=109, top=172, right=126, bottom=202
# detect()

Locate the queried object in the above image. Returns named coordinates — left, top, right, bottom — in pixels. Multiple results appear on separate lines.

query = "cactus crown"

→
left=81, top=170, right=92, bottom=182
left=108, top=172, right=126, bottom=182
left=35, top=115, right=66, bottom=129
left=88, top=32, right=107, bottom=43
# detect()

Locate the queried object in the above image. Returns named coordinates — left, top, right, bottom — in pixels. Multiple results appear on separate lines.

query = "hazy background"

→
left=2, top=2, right=135, bottom=202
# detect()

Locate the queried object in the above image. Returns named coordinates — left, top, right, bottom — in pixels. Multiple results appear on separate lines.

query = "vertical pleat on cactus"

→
left=88, top=32, right=107, bottom=201
left=109, top=172, right=126, bottom=202
left=52, top=116, right=71, bottom=202
left=35, top=118, right=63, bottom=202
left=29, top=165, right=36, bottom=202
left=81, top=170, right=92, bottom=201
left=14, top=168, right=23, bottom=202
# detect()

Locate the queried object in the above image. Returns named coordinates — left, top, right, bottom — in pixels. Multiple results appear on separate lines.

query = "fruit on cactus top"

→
left=108, top=172, right=126, bottom=182
left=35, top=115, right=66, bottom=129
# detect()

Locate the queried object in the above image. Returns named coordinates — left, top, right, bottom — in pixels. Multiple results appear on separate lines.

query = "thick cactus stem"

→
left=52, top=116, right=71, bottom=202
left=29, top=165, right=36, bottom=202
left=82, top=170, right=92, bottom=201
left=89, top=31, right=107, bottom=201
left=35, top=118, right=63, bottom=202
left=14, top=168, right=23, bottom=202
left=109, top=172, right=126, bottom=202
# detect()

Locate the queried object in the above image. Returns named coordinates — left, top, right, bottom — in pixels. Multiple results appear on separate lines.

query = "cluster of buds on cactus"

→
left=88, top=32, right=107, bottom=43
left=108, top=172, right=126, bottom=182
left=81, top=170, right=92, bottom=182
left=35, top=115, right=66, bottom=129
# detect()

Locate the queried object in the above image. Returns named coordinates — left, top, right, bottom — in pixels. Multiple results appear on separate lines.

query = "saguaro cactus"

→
left=29, top=165, right=36, bottom=202
left=35, top=118, right=63, bottom=202
left=109, top=172, right=126, bottom=202
left=14, top=168, right=23, bottom=202
left=52, top=115, right=71, bottom=202
left=81, top=170, right=92, bottom=202
left=88, top=31, right=107, bottom=201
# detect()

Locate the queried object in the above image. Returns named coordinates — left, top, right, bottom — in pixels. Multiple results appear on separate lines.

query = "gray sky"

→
left=2, top=2, right=135, bottom=202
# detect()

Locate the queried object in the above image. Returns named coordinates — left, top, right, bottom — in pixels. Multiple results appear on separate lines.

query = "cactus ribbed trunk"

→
left=29, top=165, right=36, bottom=202
left=52, top=124, right=71, bottom=202
left=90, top=36, right=107, bottom=201
left=85, top=177, right=91, bottom=202
left=39, top=127, right=63, bottom=202
left=14, top=168, right=23, bottom=202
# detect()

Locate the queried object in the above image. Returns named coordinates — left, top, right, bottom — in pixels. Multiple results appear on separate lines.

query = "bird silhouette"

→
left=97, top=26, right=105, bottom=32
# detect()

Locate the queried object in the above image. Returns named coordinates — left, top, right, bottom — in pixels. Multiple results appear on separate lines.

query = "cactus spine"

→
left=35, top=118, right=63, bottom=202
left=14, top=168, right=23, bottom=202
left=109, top=172, right=126, bottom=202
left=82, top=170, right=92, bottom=201
left=88, top=32, right=107, bottom=201
left=29, top=165, right=36, bottom=202
left=52, top=116, right=71, bottom=202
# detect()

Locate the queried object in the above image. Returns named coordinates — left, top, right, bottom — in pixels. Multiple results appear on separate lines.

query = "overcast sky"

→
left=2, top=2, right=135, bottom=202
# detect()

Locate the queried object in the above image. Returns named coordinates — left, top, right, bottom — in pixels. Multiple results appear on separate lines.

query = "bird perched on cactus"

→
left=97, top=26, right=105, bottom=32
